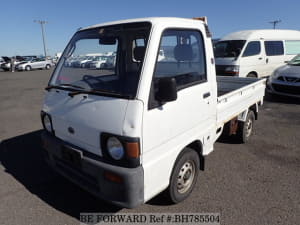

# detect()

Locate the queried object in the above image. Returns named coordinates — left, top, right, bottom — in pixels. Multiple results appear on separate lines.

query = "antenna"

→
left=269, top=20, right=281, bottom=29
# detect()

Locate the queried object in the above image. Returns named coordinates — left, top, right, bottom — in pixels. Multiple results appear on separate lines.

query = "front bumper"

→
left=41, top=131, right=144, bottom=208
left=267, top=79, right=300, bottom=98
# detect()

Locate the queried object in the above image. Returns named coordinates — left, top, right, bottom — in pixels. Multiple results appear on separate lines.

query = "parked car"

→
left=0, top=57, right=5, bottom=67
left=1, top=56, right=27, bottom=71
left=86, top=56, right=109, bottom=69
left=16, top=58, right=53, bottom=71
left=71, top=56, right=94, bottom=68
left=64, top=56, right=79, bottom=67
left=267, top=54, right=300, bottom=98
left=215, top=29, right=300, bottom=77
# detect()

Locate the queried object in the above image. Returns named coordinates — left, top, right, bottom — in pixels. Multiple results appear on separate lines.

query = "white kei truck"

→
left=41, top=17, right=266, bottom=208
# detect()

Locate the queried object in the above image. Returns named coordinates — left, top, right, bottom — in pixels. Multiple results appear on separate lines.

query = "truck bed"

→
left=216, top=76, right=266, bottom=127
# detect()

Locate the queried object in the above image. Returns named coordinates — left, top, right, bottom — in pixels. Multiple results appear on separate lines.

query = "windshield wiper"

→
left=68, top=89, right=130, bottom=98
left=45, top=83, right=84, bottom=91
left=59, top=83, right=84, bottom=89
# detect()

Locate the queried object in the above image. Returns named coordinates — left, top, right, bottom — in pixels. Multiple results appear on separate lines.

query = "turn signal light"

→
left=125, top=142, right=140, bottom=158
left=104, top=171, right=123, bottom=183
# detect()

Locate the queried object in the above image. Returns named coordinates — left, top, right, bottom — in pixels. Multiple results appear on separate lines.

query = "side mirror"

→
left=155, top=77, right=177, bottom=103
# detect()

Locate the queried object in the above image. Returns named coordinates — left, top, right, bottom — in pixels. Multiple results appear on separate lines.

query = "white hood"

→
left=43, top=90, right=129, bottom=156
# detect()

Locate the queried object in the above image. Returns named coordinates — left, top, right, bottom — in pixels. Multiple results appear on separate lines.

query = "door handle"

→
left=266, top=58, right=269, bottom=63
left=203, top=92, right=211, bottom=99
left=258, top=57, right=262, bottom=60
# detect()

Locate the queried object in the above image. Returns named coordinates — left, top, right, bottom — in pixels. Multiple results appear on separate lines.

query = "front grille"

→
left=216, top=65, right=227, bottom=75
left=277, top=76, right=300, bottom=83
left=215, top=65, right=237, bottom=76
left=272, top=83, right=300, bottom=95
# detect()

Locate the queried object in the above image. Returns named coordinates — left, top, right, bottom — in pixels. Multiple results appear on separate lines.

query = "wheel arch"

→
left=185, top=140, right=205, bottom=171
left=169, top=140, right=204, bottom=182
left=238, top=103, right=258, bottom=122
left=247, top=71, right=258, bottom=77
left=249, top=103, right=258, bottom=120
left=186, top=140, right=205, bottom=171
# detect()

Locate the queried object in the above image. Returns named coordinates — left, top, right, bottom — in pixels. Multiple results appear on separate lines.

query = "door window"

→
left=264, top=41, right=284, bottom=56
left=242, top=41, right=261, bottom=57
left=153, top=29, right=206, bottom=89
left=149, top=29, right=206, bottom=109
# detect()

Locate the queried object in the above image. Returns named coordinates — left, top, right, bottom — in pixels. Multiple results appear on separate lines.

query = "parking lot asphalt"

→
left=0, top=69, right=299, bottom=225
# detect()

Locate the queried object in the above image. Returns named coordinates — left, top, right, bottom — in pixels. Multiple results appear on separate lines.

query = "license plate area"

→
left=61, top=145, right=83, bottom=167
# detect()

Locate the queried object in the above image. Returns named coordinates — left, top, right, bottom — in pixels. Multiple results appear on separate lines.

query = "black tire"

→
left=247, top=73, right=257, bottom=78
left=45, top=64, right=51, bottom=70
left=236, top=110, right=255, bottom=143
left=102, top=63, right=107, bottom=69
left=167, top=148, right=200, bottom=203
left=25, top=65, right=31, bottom=71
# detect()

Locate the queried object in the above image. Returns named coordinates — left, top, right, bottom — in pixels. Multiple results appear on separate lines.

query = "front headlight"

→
left=107, top=137, right=124, bottom=160
left=225, top=65, right=239, bottom=72
left=271, top=70, right=279, bottom=79
left=42, top=113, right=53, bottom=133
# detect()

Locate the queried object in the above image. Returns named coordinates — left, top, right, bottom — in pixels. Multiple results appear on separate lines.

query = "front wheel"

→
left=25, top=65, right=31, bottom=71
left=236, top=110, right=255, bottom=143
left=45, top=64, right=51, bottom=70
left=167, top=148, right=199, bottom=203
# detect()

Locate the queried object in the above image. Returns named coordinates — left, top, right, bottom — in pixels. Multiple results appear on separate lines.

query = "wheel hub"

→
left=245, top=119, right=253, bottom=137
left=177, top=160, right=195, bottom=194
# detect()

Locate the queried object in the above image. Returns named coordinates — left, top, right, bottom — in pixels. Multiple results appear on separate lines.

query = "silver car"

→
left=267, top=54, right=300, bottom=98
left=16, top=58, right=53, bottom=71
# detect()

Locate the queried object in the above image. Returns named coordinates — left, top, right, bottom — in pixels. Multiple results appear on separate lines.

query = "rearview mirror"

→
left=99, top=36, right=117, bottom=45
left=155, top=77, right=177, bottom=103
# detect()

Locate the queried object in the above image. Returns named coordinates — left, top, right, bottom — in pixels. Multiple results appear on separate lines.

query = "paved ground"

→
left=0, top=69, right=299, bottom=225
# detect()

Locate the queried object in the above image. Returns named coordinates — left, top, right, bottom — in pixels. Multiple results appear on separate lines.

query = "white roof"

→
left=80, top=17, right=205, bottom=31
left=221, top=29, right=300, bottom=41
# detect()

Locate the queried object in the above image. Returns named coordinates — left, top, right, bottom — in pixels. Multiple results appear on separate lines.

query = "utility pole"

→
left=34, top=20, right=48, bottom=58
left=269, top=20, right=281, bottom=29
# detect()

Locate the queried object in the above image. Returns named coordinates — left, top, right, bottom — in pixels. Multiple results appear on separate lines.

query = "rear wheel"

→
left=236, top=110, right=255, bottom=143
left=25, top=65, right=31, bottom=71
left=45, top=64, right=51, bottom=70
left=167, top=148, right=199, bottom=203
left=247, top=73, right=257, bottom=78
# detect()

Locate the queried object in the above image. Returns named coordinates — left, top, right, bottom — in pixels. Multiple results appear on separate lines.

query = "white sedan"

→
left=267, top=54, right=300, bottom=98
left=16, top=58, right=53, bottom=71
left=87, top=56, right=109, bottom=69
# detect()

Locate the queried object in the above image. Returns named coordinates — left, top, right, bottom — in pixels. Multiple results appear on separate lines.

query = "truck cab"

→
left=41, top=17, right=265, bottom=208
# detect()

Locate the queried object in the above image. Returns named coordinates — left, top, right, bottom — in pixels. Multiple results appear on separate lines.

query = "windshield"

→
left=288, top=55, right=300, bottom=66
left=50, top=22, right=151, bottom=99
left=214, top=40, right=246, bottom=58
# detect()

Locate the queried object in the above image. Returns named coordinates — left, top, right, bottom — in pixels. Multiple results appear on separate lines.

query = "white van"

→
left=215, top=29, right=300, bottom=78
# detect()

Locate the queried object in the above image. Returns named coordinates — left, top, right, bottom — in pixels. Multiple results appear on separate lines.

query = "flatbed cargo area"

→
left=216, top=76, right=266, bottom=127
left=217, top=76, right=262, bottom=97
